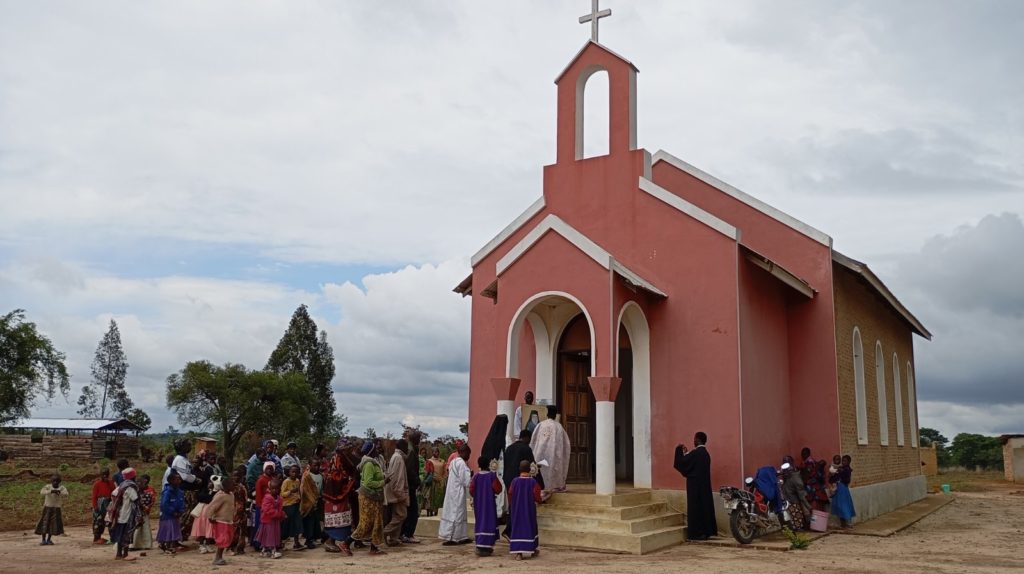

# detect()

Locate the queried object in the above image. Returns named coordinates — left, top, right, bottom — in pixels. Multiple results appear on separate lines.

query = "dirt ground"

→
left=2, top=486, right=1021, bottom=574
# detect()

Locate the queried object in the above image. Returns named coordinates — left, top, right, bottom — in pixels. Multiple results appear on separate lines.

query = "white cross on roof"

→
left=579, top=0, right=612, bottom=43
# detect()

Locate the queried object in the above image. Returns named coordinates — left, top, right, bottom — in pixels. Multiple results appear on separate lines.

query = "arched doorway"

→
left=557, top=314, right=594, bottom=483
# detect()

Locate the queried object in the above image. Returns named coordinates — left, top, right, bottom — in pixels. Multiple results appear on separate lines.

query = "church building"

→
left=455, top=25, right=931, bottom=525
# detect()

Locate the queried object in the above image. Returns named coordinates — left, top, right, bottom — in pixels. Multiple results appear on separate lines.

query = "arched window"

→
left=893, top=353, right=904, bottom=446
left=907, top=362, right=918, bottom=448
left=580, top=68, right=610, bottom=158
left=875, top=341, right=889, bottom=446
left=853, top=328, right=868, bottom=445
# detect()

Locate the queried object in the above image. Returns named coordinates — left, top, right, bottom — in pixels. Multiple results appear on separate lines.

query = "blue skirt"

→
left=831, top=482, right=856, bottom=521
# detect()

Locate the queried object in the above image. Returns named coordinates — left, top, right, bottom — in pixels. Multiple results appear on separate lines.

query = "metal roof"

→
left=5, top=418, right=143, bottom=431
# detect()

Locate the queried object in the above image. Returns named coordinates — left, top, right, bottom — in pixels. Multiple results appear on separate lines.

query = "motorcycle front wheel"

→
left=729, top=509, right=757, bottom=545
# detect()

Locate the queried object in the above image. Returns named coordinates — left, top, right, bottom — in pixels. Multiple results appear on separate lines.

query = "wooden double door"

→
left=558, top=350, right=594, bottom=483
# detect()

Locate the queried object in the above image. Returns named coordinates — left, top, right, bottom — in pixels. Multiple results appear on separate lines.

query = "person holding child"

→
left=108, top=467, right=142, bottom=561
left=829, top=455, right=856, bottom=529
left=230, top=465, right=250, bottom=555
left=255, top=478, right=285, bottom=558
left=35, top=474, right=69, bottom=545
left=130, top=474, right=156, bottom=550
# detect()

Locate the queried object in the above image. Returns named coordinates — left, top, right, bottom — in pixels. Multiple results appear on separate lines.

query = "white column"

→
left=497, top=399, right=515, bottom=444
left=595, top=400, right=616, bottom=495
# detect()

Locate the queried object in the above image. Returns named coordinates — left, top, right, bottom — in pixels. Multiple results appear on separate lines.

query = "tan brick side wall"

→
left=834, top=265, right=922, bottom=486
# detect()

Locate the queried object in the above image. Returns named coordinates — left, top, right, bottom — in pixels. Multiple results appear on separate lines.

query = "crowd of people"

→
left=32, top=405, right=859, bottom=561
left=34, top=423, right=550, bottom=565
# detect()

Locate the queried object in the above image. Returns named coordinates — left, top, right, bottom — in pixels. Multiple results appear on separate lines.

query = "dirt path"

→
left=2, top=488, right=1022, bottom=574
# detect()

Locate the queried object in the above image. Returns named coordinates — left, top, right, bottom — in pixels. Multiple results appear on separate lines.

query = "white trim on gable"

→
left=495, top=214, right=667, bottom=298
left=651, top=150, right=833, bottom=248
left=638, top=177, right=739, bottom=240
left=471, top=197, right=546, bottom=267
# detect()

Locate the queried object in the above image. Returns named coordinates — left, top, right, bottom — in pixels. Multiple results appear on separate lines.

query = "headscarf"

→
left=122, top=467, right=137, bottom=481
left=361, top=441, right=374, bottom=455
left=263, top=461, right=275, bottom=472
left=481, top=414, right=508, bottom=462
left=322, top=448, right=354, bottom=510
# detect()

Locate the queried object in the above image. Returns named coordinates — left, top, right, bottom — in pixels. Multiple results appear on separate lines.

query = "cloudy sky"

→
left=1, top=1, right=1021, bottom=442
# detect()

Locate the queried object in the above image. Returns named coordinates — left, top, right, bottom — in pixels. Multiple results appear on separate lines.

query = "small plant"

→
left=783, top=527, right=810, bottom=550
left=58, top=462, right=70, bottom=474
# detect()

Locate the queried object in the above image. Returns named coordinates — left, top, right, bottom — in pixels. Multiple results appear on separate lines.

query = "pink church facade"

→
left=456, top=41, right=930, bottom=509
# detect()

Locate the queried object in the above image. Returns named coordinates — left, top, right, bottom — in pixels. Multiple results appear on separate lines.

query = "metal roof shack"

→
left=6, top=418, right=144, bottom=434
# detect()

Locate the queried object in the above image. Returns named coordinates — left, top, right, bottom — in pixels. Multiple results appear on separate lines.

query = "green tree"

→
left=265, top=305, right=338, bottom=440
left=125, top=407, right=152, bottom=432
left=949, top=433, right=1003, bottom=470
left=329, top=413, right=349, bottom=437
left=166, top=360, right=312, bottom=466
left=919, top=427, right=952, bottom=467
left=0, top=310, right=70, bottom=424
left=78, top=319, right=131, bottom=419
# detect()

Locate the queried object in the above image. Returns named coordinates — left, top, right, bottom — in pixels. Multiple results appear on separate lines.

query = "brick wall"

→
left=833, top=264, right=923, bottom=486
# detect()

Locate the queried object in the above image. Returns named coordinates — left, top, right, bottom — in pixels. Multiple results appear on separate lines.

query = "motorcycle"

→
left=718, top=464, right=794, bottom=544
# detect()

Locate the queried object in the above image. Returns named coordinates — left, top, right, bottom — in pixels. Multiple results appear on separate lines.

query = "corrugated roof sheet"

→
left=5, top=418, right=142, bottom=431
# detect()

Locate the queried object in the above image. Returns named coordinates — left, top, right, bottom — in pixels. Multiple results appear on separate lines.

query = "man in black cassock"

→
left=674, top=431, right=718, bottom=540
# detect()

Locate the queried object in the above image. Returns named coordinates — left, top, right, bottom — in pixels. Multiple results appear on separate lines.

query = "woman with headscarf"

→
left=350, top=441, right=387, bottom=555
left=480, top=414, right=509, bottom=519
left=781, top=456, right=811, bottom=530
left=423, top=446, right=446, bottom=517
left=321, top=443, right=356, bottom=554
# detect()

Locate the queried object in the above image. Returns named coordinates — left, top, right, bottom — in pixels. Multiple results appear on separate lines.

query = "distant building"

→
left=0, top=418, right=143, bottom=462
left=1001, top=435, right=1024, bottom=483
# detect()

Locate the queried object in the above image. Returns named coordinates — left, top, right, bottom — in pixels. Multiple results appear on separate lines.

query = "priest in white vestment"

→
left=530, top=405, right=571, bottom=493
left=438, top=444, right=472, bottom=544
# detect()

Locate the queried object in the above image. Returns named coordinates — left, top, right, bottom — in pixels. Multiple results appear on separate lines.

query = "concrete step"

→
left=537, top=510, right=683, bottom=534
left=416, top=510, right=686, bottom=554
left=545, top=490, right=654, bottom=508
left=537, top=501, right=672, bottom=521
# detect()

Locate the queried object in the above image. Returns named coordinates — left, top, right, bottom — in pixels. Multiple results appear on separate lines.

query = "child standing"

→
left=470, top=456, right=502, bottom=556
left=157, top=471, right=186, bottom=554
left=507, top=460, right=541, bottom=560
left=299, top=458, right=324, bottom=549
left=91, top=468, right=114, bottom=544
left=36, top=474, right=69, bottom=545
left=251, top=460, right=275, bottom=550
left=230, top=466, right=249, bottom=555
left=281, top=465, right=305, bottom=551
left=130, top=474, right=155, bottom=550
left=830, top=455, right=856, bottom=529
left=255, top=479, right=285, bottom=558
left=206, top=475, right=237, bottom=566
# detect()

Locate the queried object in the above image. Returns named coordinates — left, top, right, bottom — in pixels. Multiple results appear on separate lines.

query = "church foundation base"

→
left=848, top=474, right=927, bottom=524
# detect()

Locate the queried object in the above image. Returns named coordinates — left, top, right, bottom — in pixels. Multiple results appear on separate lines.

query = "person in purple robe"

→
left=507, top=460, right=541, bottom=560
left=469, top=456, right=502, bottom=556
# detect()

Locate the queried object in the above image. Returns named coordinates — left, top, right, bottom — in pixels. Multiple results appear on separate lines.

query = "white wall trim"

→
left=471, top=197, right=545, bottom=267
left=875, top=341, right=889, bottom=446
left=638, top=176, right=739, bottom=240
left=495, top=214, right=667, bottom=297
left=652, top=150, right=833, bottom=247
left=506, top=291, right=596, bottom=380
left=853, top=327, right=868, bottom=445
left=893, top=353, right=905, bottom=447
left=907, top=362, right=918, bottom=448
left=617, top=301, right=653, bottom=489
left=526, top=312, right=553, bottom=403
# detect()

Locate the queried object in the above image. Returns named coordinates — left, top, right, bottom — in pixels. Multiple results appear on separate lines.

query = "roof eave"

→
left=832, top=251, right=932, bottom=340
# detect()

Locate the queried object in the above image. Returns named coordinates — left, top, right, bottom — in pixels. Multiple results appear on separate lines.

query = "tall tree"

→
left=166, top=360, right=312, bottom=466
left=78, top=319, right=131, bottom=419
left=0, top=310, right=70, bottom=425
left=949, top=433, right=1003, bottom=470
left=266, top=305, right=337, bottom=440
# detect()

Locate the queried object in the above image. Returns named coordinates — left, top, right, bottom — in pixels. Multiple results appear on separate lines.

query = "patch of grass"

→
left=927, top=470, right=1006, bottom=493
left=783, top=527, right=810, bottom=550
